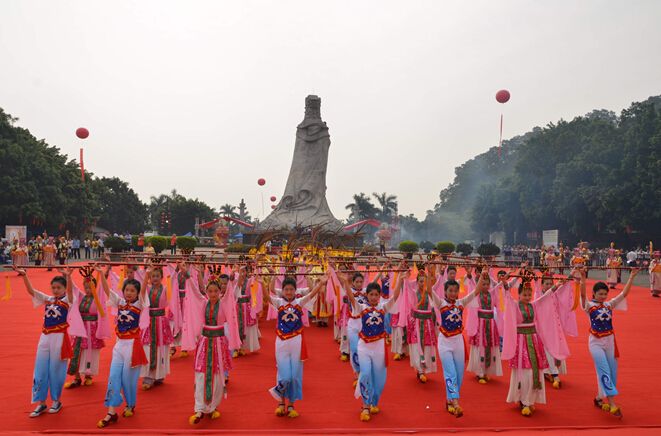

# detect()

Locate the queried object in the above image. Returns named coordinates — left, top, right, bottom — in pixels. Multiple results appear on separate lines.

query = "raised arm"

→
left=579, top=267, right=587, bottom=309
left=12, top=265, right=35, bottom=297
left=301, top=275, right=328, bottom=307
left=59, top=267, right=74, bottom=302
left=618, top=268, right=640, bottom=301
left=96, top=264, right=111, bottom=298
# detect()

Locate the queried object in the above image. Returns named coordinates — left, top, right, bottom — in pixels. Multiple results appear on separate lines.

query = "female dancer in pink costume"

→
left=502, top=276, right=571, bottom=416
left=182, top=265, right=242, bottom=425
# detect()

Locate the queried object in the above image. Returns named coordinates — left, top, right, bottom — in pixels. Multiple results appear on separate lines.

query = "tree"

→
left=345, top=193, right=378, bottom=223
left=372, top=192, right=398, bottom=222
left=219, top=204, right=238, bottom=218
left=91, top=177, right=148, bottom=233
left=148, top=191, right=217, bottom=235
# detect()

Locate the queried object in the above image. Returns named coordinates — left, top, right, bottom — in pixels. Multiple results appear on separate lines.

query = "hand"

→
left=93, top=263, right=103, bottom=273
left=58, top=267, right=73, bottom=276
left=103, top=254, right=111, bottom=262
left=318, top=275, right=328, bottom=285
left=12, top=265, right=26, bottom=276
left=630, top=268, right=640, bottom=278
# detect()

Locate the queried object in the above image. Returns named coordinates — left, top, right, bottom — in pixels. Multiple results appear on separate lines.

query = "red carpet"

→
left=1, top=268, right=660, bottom=434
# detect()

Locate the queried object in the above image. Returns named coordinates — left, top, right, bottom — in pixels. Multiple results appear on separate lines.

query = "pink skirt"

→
left=509, top=332, right=549, bottom=370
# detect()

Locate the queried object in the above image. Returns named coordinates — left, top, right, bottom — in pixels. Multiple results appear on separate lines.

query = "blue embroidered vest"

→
left=588, top=301, right=614, bottom=337
left=359, top=306, right=386, bottom=342
left=277, top=302, right=304, bottom=340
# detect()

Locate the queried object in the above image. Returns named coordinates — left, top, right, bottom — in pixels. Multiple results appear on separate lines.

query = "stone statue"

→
left=258, top=95, right=342, bottom=230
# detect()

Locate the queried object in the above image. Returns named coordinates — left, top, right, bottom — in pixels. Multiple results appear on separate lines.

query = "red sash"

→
left=300, top=330, right=308, bottom=361
left=117, top=327, right=149, bottom=367
left=43, top=323, right=72, bottom=360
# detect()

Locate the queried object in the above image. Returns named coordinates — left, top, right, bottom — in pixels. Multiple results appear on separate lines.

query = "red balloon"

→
left=270, top=196, right=276, bottom=202
left=271, top=205, right=276, bottom=209
left=496, top=89, right=510, bottom=104
left=76, top=127, right=89, bottom=139
left=257, top=178, right=266, bottom=186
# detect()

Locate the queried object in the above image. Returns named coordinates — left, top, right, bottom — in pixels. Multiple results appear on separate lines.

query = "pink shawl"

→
left=181, top=284, right=241, bottom=351
left=502, top=290, right=570, bottom=362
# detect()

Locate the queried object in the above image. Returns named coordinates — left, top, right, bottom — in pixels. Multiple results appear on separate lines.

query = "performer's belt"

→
left=149, top=308, right=165, bottom=317
left=116, top=327, right=141, bottom=339
left=43, top=322, right=70, bottom=335
left=517, top=323, right=536, bottom=334
left=81, top=313, right=98, bottom=322
left=202, top=325, right=225, bottom=338
left=179, top=291, right=186, bottom=299
left=237, top=296, right=250, bottom=304
left=412, top=310, right=433, bottom=320
left=477, top=310, right=494, bottom=320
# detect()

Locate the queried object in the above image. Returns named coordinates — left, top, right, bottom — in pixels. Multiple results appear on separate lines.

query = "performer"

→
left=233, top=267, right=262, bottom=357
left=170, top=261, right=192, bottom=358
left=140, top=266, right=179, bottom=389
left=580, top=267, right=640, bottom=418
left=465, top=267, right=503, bottom=384
left=502, top=277, right=570, bottom=416
left=43, top=239, right=57, bottom=271
left=56, top=236, right=68, bottom=266
left=182, top=265, right=241, bottom=425
left=649, top=251, right=661, bottom=298
left=605, top=252, right=621, bottom=289
left=389, top=271, right=409, bottom=361
left=10, top=242, right=29, bottom=266
left=401, top=267, right=438, bottom=383
left=535, top=274, right=575, bottom=389
left=344, top=273, right=402, bottom=422
left=13, top=266, right=84, bottom=417
left=32, top=236, right=44, bottom=266
left=65, top=268, right=110, bottom=388
left=429, top=271, right=483, bottom=417
left=264, top=273, right=327, bottom=418
left=338, top=272, right=366, bottom=365
left=96, top=271, right=148, bottom=428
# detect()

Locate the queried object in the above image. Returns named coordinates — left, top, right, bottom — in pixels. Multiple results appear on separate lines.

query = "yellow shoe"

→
left=189, top=413, right=202, bottom=425
left=142, top=383, right=152, bottom=391
left=446, top=402, right=456, bottom=415
left=232, top=350, right=239, bottom=358
left=454, top=405, right=464, bottom=418
left=477, top=377, right=487, bottom=384
left=122, top=407, right=134, bottom=418
left=84, top=377, right=93, bottom=386
left=369, top=406, right=380, bottom=414
left=287, top=407, right=299, bottom=418
left=275, top=404, right=286, bottom=417
left=393, top=353, right=401, bottom=361
left=239, top=349, right=246, bottom=356
left=601, top=403, right=611, bottom=412
left=360, top=409, right=371, bottom=422
left=418, top=373, right=427, bottom=383
left=353, top=379, right=358, bottom=388
left=552, top=380, right=561, bottom=389
left=210, top=410, right=221, bottom=419
left=521, top=406, right=532, bottom=416
left=610, top=406, right=622, bottom=418
left=64, top=378, right=82, bottom=389
left=180, top=351, right=188, bottom=358
left=340, top=353, right=349, bottom=362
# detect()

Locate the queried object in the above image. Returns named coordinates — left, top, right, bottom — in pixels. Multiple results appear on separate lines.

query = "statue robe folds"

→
left=259, top=95, right=342, bottom=230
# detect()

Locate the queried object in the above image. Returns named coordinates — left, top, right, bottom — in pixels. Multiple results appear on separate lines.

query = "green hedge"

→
left=104, top=236, right=129, bottom=253
left=456, top=243, right=473, bottom=256
left=435, top=241, right=455, bottom=254
left=226, top=242, right=251, bottom=253
left=177, top=236, right=198, bottom=253
left=398, top=240, right=419, bottom=253
left=477, top=242, right=500, bottom=257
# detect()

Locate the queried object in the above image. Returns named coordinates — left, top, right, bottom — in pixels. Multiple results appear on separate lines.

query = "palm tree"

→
left=372, top=192, right=398, bottom=222
left=219, top=204, right=239, bottom=218
left=345, top=193, right=378, bottom=223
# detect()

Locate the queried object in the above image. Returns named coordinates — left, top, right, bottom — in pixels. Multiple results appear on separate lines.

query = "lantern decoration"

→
left=257, top=178, right=266, bottom=186
left=76, top=127, right=89, bottom=139
left=76, top=127, right=89, bottom=182
left=495, top=90, right=510, bottom=158
left=270, top=196, right=276, bottom=202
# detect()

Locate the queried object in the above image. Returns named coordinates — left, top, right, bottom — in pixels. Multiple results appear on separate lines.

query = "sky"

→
left=1, top=1, right=660, bottom=221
